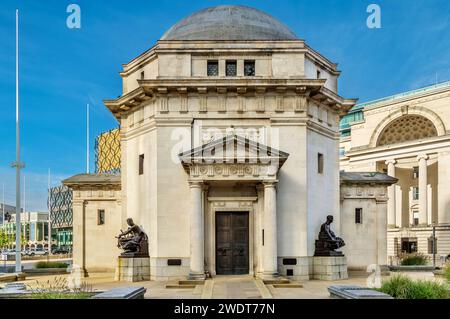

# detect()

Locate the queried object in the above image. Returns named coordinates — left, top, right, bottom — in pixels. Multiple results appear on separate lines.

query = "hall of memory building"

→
left=64, top=5, right=398, bottom=280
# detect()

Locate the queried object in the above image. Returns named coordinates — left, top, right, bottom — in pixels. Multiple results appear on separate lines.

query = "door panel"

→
left=216, top=212, right=249, bottom=275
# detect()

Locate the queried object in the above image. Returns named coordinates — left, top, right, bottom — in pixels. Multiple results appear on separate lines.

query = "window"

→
left=413, top=187, right=419, bottom=200
left=139, top=154, right=144, bottom=175
left=244, top=60, right=255, bottom=76
left=339, top=147, right=346, bottom=157
left=207, top=60, right=219, bottom=76
left=401, top=238, right=418, bottom=253
left=427, top=236, right=437, bottom=254
left=413, top=211, right=419, bottom=226
left=97, top=210, right=105, bottom=225
left=140, top=71, right=145, bottom=80
left=355, top=208, right=363, bottom=224
left=318, top=153, right=324, bottom=174
left=226, top=60, right=237, bottom=76
left=317, top=70, right=321, bottom=79
left=412, top=166, right=419, bottom=179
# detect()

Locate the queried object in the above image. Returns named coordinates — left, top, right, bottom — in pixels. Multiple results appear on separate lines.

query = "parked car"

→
left=33, top=249, right=49, bottom=256
left=52, top=248, right=69, bottom=255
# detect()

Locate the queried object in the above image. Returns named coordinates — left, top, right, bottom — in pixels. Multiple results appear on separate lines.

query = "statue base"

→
left=115, top=256, right=150, bottom=282
left=313, top=256, right=348, bottom=281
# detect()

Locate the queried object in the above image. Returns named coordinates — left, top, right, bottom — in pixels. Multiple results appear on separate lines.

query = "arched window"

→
left=377, top=115, right=437, bottom=146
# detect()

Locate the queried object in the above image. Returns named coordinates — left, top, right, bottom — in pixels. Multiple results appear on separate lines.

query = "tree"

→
left=0, top=229, right=8, bottom=249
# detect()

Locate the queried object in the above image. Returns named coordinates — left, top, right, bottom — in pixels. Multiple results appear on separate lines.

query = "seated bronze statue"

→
left=314, top=215, right=345, bottom=256
left=116, top=218, right=149, bottom=257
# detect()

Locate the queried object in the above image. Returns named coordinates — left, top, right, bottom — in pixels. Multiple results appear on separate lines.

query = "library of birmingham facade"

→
left=63, top=6, right=449, bottom=280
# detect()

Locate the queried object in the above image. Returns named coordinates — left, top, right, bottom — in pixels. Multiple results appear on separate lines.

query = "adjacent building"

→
left=49, top=185, right=73, bottom=251
left=0, top=211, right=51, bottom=250
left=340, top=81, right=450, bottom=264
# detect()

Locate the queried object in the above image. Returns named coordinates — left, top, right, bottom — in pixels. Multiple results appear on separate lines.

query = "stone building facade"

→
left=64, top=5, right=394, bottom=280
left=340, top=81, right=450, bottom=264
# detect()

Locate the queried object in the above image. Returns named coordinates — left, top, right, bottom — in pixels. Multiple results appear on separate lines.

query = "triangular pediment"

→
left=179, top=135, right=289, bottom=168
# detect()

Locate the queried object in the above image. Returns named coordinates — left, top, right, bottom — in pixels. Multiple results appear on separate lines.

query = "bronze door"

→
left=216, top=212, right=249, bottom=275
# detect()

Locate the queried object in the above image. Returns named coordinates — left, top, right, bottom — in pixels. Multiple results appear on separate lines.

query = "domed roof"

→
left=161, top=5, right=298, bottom=41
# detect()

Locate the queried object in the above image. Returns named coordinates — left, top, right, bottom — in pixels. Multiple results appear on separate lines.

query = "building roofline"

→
left=351, top=80, right=450, bottom=112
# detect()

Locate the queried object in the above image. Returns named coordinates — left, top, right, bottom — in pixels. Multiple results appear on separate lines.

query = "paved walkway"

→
left=11, top=271, right=443, bottom=299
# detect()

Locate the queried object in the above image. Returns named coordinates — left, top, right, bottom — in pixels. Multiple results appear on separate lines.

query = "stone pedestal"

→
left=313, top=256, right=348, bottom=280
left=115, top=257, right=150, bottom=282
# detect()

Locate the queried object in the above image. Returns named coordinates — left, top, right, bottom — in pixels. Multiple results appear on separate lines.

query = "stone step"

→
left=178, top=280, right=206, bottom=285
left=165, top=284, right=196, bottom=289
left=262, top=279, right=291, bottom=285
left=272, top=283, right=303, bottom=288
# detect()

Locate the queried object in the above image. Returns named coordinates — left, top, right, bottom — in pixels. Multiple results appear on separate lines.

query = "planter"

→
left=24, top=268, right=68, bottom=276
left=389, top=265, right=436, bottom=272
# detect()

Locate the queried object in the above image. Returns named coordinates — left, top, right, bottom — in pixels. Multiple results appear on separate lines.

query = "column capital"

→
left=417, top=154, right=429, bottom=161
left=188, top=181, right=204, bottom=188
left=262, top=180, right=278, bottom=188
left=385, top=159, right=397, bottom=165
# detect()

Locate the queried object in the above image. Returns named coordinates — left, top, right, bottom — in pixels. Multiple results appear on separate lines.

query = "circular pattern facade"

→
left=377, top=115, right=438, bottom=146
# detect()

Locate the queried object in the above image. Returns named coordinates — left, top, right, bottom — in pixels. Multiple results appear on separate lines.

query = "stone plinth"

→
left=115, top=257, right=150, bottom=282
left=313, top=256, right=348, bottom=280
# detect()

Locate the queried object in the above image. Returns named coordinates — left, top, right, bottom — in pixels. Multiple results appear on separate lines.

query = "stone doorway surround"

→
left=179, top=135, right=289, bottom=279
left=207, top=198, right=256, bottom=276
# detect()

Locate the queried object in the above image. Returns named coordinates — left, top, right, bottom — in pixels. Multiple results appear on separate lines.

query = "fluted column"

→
left=262, top=181, right=278, bottom=278
left=385, top=160, right=397, bottom=227
left=417, top=154, right=429, bottom=225
left=189, top=181, right=205, bottom=279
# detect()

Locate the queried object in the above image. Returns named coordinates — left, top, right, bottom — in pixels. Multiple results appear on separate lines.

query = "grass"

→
left=399, top=252, right=429, bottom=266
left=27, top=292, right=93, bottom=299
left=35, top=261, right=68, bottom=269
left=378, top=275, right=449, bottom=299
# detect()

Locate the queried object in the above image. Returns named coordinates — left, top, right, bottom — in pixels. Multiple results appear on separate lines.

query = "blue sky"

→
left=0, top=0, right=449, bottom=211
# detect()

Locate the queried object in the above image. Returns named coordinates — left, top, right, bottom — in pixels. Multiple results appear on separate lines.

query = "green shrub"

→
left=379, top=275, right=448, bottom=299
left=35, top=261, right=68, bottom=269
left=399, top=252, right=429, bottom=266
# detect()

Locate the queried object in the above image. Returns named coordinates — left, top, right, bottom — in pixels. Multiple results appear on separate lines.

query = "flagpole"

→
left=87, top=104, right=90, bottom=174
left=2, top=184, right=4, bottom=226
left=14, top=9, right=23, bottom=273
left=47, top=169, right=52, bottom=256
left=23, top=175, right=25, bottom=213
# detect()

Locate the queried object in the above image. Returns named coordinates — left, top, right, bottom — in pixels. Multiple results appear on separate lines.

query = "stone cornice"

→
left=104, top=79, right=356, bottom=120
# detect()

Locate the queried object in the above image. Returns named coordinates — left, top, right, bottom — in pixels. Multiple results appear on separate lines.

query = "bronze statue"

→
left=314, top=215, right=345, bottom=256
left=116, top=218, right=149, bottom=257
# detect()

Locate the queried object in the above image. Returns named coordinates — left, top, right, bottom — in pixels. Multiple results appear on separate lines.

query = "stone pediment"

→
left=179, top=135, right=289, bottom=181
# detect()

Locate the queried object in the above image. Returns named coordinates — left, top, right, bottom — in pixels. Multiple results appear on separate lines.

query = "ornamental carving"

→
left=377, top=115, right=437, bottom=146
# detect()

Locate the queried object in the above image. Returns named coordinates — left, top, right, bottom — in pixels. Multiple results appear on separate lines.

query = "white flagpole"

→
left=2, top=184, right=4, bottom=226
left=14, top=9, right=22, bottom=273
left=23, top=175, right=25, bottom=213
left=48, top=169, right=51, bottom=255
left=87, top=104, right=90, bottom=174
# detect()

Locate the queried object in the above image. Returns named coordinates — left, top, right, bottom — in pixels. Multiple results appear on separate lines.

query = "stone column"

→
left=417, top=154, right=429, bottom=225
left=385, top=160, right=397, bottom=227
left=189, top=181, right=205, bottom=279
left=71, top=198, right=87, bottom=277
left=262, top=181, right=278, bottom=278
